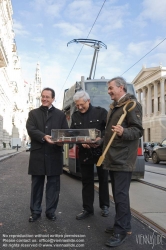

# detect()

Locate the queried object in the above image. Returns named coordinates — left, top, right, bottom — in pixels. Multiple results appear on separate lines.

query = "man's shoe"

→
left=105, top=233, right=127, bottom=247
left=29, top=213, right=41, bottom=222
left=101, top=206, right=109, bottom=217
left=46, top=213, right=56, bottom=221
left=76, top=210, right=93, bottom=220
left=105, top=226, right=132, bottom=235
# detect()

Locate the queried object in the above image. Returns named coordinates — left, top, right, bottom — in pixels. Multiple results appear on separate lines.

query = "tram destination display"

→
left=51, top=129, right=101, bottom=143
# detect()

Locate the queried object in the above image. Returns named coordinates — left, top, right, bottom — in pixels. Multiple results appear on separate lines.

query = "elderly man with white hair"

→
left=70, top=90, right=110, bottom=220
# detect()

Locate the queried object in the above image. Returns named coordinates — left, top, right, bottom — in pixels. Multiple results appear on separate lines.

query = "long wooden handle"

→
left=101, top=113, right=126, bottom=158
left=96, top=100, right=136, bottom=167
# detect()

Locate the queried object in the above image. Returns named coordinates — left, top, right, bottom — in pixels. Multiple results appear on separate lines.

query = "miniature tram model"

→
left=51, top=128, right=101, bottom=143
left=62, top=76, right=145, bottom=180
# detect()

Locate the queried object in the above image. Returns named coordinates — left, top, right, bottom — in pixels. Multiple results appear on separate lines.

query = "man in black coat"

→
left=70, top=90, right=109, bottom=220
left=26, top=87, right=68, bottom=222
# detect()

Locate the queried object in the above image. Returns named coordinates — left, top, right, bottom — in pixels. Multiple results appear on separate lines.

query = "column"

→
left=142, top=87, right=146, bottom=116
left=137, top=89, right=141, bottom=103
left=160, top=78, right=165, bottom=115
left=147, top=84, right=152, bottom=115
left=153, top=81, right=158, bottom=115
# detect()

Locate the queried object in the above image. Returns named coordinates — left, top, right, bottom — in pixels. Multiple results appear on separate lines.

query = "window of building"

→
left=152, top=99, right=154, bottom=113
left=148, top=128, right=151, bottom=142
left=158, top=97, right=160, bottom=111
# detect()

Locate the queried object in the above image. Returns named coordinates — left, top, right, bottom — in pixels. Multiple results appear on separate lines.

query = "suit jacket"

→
left=26, top=105, right=68, bottom=176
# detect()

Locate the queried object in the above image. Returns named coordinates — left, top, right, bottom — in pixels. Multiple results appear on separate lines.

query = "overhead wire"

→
left=57, top=0, right=166, bottom=100
left=56, top=0, right=107, bottom=102
left=121, top=37, right=166, bottom=76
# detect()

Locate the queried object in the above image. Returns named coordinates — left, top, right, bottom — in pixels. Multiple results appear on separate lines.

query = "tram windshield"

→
left=85, top=81, right=136, bottom=111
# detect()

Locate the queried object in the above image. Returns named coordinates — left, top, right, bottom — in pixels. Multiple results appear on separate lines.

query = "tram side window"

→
left=126, top=84, right=135, bottom=96
left=85, top=82, right=136, bottom=111
left=90, top=95, right=110, bottom=111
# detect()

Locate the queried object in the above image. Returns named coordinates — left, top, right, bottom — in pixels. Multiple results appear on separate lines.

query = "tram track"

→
left=145, top=170, right=166, bottom=176
left=128, top=205, right=166, bottom=238
left=94, top=185, right=166, bottom=238
left=136, top=179, right=166, bottom=192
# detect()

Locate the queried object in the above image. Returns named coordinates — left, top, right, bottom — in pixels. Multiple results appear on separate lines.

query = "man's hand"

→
left=88, top=137, right=101, bottom=148
left=43, top=135, right=64, bottom=146
left=82, top=144, right=90, bottom=149
left=112, top=125, right=124, bottom=136
left=82, top=137, right=101, bottom=148
left=43, top=135, right=55, bottom=144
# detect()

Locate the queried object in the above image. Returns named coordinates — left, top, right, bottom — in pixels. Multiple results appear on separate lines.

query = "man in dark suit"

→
left=26, top=87, right=68, bottom=222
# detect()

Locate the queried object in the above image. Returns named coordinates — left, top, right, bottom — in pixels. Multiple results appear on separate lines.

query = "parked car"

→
left=151, top=139, right=166, bottom=163
left=26, top=143, right=31, bottom=152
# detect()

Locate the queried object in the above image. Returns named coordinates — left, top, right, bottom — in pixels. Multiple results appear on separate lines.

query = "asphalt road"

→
left=0, top=152, right=166, bottom=250
left=145, top=159, right=166, bottom=168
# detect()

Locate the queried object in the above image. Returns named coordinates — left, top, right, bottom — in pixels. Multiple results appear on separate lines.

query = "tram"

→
left=62, top=39, right=144, bottom=179
left=62, top=76, right=145, bottom=179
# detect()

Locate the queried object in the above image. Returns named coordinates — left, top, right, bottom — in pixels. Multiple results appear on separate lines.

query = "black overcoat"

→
left=26, top=105, right=68, bottom=176
left=70, top=104, right=107, bottom=164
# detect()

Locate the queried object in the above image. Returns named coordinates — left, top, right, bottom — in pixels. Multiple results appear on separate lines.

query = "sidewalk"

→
left=95, top=165, right=166, bottom=236
left=0, top=147, right=25, bottom=162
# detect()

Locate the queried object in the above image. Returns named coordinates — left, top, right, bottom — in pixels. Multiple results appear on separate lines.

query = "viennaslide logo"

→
left=136, top=232, right=163, bottom=249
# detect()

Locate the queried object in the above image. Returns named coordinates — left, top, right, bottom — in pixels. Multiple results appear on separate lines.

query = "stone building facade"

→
left=0, top=0, right=29, bottom=149
left=0, top=1, right=43, bottom=150
left=28, top=63, right=42, bottom=111
left=132, top=65, right=166, bottom=143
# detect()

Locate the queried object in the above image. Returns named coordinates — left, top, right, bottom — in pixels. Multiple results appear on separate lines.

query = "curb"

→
left=94, top=184, right=166, bottom=237
left=0, top=151, right=25, bottom=162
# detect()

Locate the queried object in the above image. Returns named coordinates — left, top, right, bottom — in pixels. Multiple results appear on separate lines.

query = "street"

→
left=145, top=159, right=166, bottom=169
left=0, top=152, right=166, bottom=250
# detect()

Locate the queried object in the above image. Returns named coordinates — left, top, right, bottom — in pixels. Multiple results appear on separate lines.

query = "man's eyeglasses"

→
left=75, top=101, right=87, bottom=108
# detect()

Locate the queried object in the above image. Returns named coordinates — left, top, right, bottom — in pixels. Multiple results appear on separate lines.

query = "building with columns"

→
left=132, top=65, right=166, bottom=142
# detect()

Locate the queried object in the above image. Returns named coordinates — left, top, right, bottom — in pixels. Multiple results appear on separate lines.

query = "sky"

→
left=11, top=0, right=166, bottom=109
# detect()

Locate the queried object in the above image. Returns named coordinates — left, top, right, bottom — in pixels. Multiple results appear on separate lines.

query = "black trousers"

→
left=80, top=164, right=109, bottom=213
left=30, top=175, right=60, bottom=215
left=109, top=171, right=132, bottom=234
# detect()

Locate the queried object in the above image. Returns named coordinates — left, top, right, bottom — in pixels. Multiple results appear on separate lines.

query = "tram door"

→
left=68, top=144, right=81, bottom=175
left=63, top=108, right=81, bottom=176
left=63, top=110, right=70, bottom=168
left=63, top=144, right=69, bottom=167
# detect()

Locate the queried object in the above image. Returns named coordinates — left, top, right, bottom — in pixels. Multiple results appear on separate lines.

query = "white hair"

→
left=73, top=90, right=90, bottom=102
